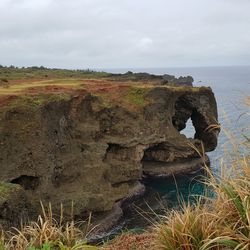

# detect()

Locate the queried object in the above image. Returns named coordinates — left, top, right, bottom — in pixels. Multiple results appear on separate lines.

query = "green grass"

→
left=0, top=183, right=21, bottom=202
left=0, top=79, right=85, bottom=96
left=0, top=67, right=112, bottom=81
left=124, top=87, right=148, bottom=107
left=0, top=93, right=71, bottom=115
left=0, top=66, right=195, bottom=87
left=0, top=182, right=20, bottom=193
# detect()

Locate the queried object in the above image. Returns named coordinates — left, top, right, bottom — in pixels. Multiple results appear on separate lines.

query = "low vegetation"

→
left=0, top=203, right=96, bottom=250
left=0, top=66, right=193, bottom=85
left=0, top=93, right=71, bottom=114
left=123, top=87, right=149, bottom=107
left=0, top=67, right=198, bottom=114
left=0, top=183, right=22, bottom=201
left=0, top=66, right=111, bottom=81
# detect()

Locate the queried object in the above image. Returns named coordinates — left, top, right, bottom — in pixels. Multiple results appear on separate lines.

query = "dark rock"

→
left=0, top=183, right=30, bottom=228
left=143, top=155, right=210, bottom=178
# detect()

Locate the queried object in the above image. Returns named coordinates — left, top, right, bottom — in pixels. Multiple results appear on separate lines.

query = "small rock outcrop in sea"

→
left=0, top=76, right=219, bottom=232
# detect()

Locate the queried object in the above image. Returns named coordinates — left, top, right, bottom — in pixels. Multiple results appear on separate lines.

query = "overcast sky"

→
left=0, top=0, right=250, bottom=69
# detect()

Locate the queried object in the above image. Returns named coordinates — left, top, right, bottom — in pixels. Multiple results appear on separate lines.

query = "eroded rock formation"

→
left=0, top=83, right=219, bottom=230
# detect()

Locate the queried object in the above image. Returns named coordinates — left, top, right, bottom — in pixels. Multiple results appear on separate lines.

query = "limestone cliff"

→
left=0, top=78, right=220, bottom=229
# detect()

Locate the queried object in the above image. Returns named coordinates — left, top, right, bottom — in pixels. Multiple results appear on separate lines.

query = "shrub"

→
left=1, top=203, right=96, bottom=250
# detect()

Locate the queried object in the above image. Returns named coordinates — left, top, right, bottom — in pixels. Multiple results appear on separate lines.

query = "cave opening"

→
left=104, top=143, right=124, bottom=161
left=171, top=95, right=201, bottom=140
left=141, top=143, right=167, bottom=163
left=11, top=175, right=39, bottom=190
left=104, top=143, right=134, bottom=162
left=105, top=143, right=123, bottom=155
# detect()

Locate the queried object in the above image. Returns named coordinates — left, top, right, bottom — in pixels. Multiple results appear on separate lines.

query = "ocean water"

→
left=104, top=66, right=250, bottom=232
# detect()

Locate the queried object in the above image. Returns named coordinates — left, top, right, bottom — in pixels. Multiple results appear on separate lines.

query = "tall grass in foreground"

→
left=0, top=203, right=96, bottom=250
left=155, top=156, right=250, bottom=250
left=154, top=103, right=250, bottom=250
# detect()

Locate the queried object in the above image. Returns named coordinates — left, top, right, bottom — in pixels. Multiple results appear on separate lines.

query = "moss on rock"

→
left=0, top=182, right=23, bottom=204
left=124, top=87, right=148, bottom=107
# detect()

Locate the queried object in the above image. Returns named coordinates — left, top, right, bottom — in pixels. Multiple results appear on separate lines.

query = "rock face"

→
left=0, top=83, right=219, bottom=227
left=0, top=183, right=29, bottom=228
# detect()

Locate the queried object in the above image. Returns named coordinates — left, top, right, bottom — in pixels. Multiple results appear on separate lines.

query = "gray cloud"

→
left=0, top=0, right=250, bottom=68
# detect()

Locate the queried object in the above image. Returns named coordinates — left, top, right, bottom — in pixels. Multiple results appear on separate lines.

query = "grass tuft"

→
left=0, top=203, right=96, bottom=250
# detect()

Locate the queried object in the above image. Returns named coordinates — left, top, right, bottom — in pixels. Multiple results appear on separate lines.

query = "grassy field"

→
left=0, top=66, right=111, bottom=81
left=0, top=66, right=193, bottom=84
left=0, top=66, right=197, bottom=114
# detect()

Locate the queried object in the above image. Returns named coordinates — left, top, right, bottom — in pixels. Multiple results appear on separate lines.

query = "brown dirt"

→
left=101, top=233, right=157, bottom=250
left=24, top=85, right=78, bottom=95
left=0, top=95, right=18, bottom=108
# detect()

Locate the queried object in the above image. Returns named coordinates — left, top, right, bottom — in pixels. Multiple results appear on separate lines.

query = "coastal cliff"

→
left=0, top=69, right=220, bottom=231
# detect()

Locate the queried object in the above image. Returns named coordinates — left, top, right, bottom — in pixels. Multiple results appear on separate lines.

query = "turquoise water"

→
left=104, top=66, right=250, bottom=232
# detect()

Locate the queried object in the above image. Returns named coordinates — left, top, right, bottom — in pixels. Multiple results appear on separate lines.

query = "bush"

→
left=1, top=203, right=96, bottom=250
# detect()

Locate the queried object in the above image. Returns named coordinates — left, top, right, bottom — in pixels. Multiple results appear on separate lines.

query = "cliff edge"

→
left=0, top=70, right=220, bottom=231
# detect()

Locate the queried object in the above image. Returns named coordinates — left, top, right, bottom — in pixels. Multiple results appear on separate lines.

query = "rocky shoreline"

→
left=143, top=155, right=209, bottom=178
left=87, top=154, right=210, bottom=242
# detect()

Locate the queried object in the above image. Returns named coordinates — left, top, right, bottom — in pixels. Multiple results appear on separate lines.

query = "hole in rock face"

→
left=11, top=175, right=39, bottom=190
left=172, top=95, right=198, bottom=139
left=104, top=143, right=123, bottom=161
left=106, top=143, right=123, bottom=155
left=180, top=118, right=196, bottom=139
left=104, top=143, right=133, bottom=161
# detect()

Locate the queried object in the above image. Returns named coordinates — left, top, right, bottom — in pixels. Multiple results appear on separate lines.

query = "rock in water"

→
left=0, top=82, right=220, bottom=230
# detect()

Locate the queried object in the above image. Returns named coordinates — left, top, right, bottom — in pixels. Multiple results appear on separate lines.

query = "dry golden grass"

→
left=154, top=154, right=250, bottom=249
left=101, top=233, right=156, bottom=250
left=0, top=203, right=96, bottom=250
